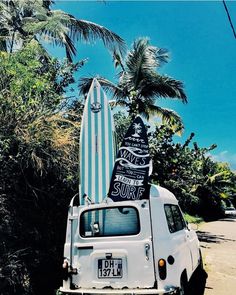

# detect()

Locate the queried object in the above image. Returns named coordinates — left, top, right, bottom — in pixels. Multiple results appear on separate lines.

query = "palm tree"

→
left=79, top=38, right=187, bottom=128
left=0, top=0, right=125, bottom=61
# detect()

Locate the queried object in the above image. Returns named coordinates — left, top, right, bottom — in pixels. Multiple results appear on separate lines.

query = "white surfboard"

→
left=79, top=78, right=115, bottom=204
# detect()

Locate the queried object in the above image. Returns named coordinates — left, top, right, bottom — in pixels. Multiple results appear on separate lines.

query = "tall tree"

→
left=0, top=0, right=125, bottom=61
left=79, top=38, right=187, bottom=128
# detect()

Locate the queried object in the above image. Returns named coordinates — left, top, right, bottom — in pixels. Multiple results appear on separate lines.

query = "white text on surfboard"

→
left=114, top=175, right=143, bottom=186
left=110, top=182, right=145, bottom=200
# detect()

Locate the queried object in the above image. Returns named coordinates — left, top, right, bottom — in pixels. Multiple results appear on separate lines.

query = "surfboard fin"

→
left=82, top=194, right=93, bottom=205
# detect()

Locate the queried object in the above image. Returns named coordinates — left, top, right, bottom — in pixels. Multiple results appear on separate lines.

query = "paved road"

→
left=197, top=217, right=236, bottom=295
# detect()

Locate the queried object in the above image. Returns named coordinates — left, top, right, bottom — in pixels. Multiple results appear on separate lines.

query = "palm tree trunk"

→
left=128, top=95, right=139, bottom=120
left=128, top=104, right=138, bottom=120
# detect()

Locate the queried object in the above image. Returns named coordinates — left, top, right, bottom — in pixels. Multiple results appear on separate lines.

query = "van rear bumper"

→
left=59, top=287, right=178, bottom=295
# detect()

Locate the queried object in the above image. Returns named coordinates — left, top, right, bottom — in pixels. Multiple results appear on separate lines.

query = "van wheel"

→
left=195, top=249, right=208, bottom=279
left=198, top=249, right=203, bottom=270
left=177, top=274, right=188, bottom=295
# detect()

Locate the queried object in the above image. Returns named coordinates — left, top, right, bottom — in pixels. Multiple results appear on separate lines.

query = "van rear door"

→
left=73, top=201, right=156, bottom=289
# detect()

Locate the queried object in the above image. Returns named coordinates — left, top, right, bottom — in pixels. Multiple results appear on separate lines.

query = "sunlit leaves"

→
left=0, top=42, right=81, bottom=178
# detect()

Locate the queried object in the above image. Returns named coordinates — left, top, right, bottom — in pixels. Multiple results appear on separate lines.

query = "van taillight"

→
left=63, top=259, right=69, bottom=269
left=158, top=259, right=167, bottom=280
left=62, top=259, right=69, bottom=280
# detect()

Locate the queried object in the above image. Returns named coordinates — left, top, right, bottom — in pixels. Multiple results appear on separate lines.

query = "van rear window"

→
left=80, top=206, right=140, bottom=238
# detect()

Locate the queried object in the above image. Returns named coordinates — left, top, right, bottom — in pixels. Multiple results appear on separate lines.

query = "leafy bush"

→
left=0, top=44, right=82, bottom=295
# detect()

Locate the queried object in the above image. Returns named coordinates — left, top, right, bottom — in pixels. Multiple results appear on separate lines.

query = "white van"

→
left=59, top=185, right=202, bottom=295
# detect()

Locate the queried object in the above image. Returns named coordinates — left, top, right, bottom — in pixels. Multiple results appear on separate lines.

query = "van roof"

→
left=70, top=184, right=178, bottom=210
left=150, top=185, right=178, bottom=204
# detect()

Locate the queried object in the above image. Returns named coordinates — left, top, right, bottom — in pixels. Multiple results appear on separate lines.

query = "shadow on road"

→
left=219, top=217, right=236, bottom=222
left=188, top=266, right=208, bottom=295
left=196, top=231, right=236, bottom=243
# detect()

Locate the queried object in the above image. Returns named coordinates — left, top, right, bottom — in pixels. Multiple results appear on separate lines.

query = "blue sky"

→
left=53, top=1, right=236, bottom=169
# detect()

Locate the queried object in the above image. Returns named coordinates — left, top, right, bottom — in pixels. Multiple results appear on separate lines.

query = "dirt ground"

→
left=197, top=217, right=236, bottom=295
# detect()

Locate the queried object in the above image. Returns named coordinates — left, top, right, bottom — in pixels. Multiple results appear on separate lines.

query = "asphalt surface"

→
left=197, top=216, right=236, bottom=295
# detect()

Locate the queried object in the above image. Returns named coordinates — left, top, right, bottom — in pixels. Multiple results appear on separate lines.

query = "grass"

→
left=184, top=213, right=204, bottom=225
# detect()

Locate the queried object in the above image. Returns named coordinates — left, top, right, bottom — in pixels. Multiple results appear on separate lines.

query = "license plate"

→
left=98, top=259, right=122, bottom=278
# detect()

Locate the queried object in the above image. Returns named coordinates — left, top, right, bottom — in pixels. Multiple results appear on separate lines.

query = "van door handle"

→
left=145, top=243, right=150, bottom=260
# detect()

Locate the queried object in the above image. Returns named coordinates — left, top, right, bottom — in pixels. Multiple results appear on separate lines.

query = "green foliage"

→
left=0, top=42, right=83, bottom=180
left=184, top=214, right=203, bottom=225
left=150, top=124, right=236, bottom=220
left=113, top=111, right=131, bottom=147
left=0, top=43, right=82, bottom=295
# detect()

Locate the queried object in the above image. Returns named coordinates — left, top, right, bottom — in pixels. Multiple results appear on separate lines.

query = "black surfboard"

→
left=108, top=116, right=151, bottom=201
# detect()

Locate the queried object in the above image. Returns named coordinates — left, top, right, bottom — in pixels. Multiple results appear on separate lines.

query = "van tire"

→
left=198, top=249, right=203, bottom=270
left=177, top=272, right=188, bottom=295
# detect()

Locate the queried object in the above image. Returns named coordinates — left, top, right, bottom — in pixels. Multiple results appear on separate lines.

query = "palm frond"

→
left=113, top=50, right=125, bottom=70
left=147, top=104, right=184, bottom=127
left=71, top=18, right=126, bottom=56
left=63, top=33, right=76, bottom=62
left=139, top=74, right=187, bottom=103
left=31, top=10, right=125, bottom=60
left=78, top=76, right=124, bottom=100
left=125, top=38, right=169, bottom=88
left=23, top=11, right=76, bottom=61
left=78, top=77, right=94, bottom=97
left=0, top=3, right=125, bottom=61
left=154, top=47, right=169, bottom=66
left=126, top=38, right=155, bottom=87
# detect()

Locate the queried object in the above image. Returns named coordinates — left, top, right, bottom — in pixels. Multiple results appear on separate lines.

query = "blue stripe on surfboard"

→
left=87, top=87, right=93, bottom=224
left=106, top=95, right=111, bottom=197
left=87, top=92, right=92, bottom=201
left=80, top=97, right=89, bottom=205
left=94, top=84, right=99, bottom=204
left=81, top=121, right=85, bottom=205
left=82, top=86, right=92, bottom=205
left=101, top=91, right=107, bottom=198
left=97, top=85, right=104, bottom=225
left=108, top=106, right=114, bottom=183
